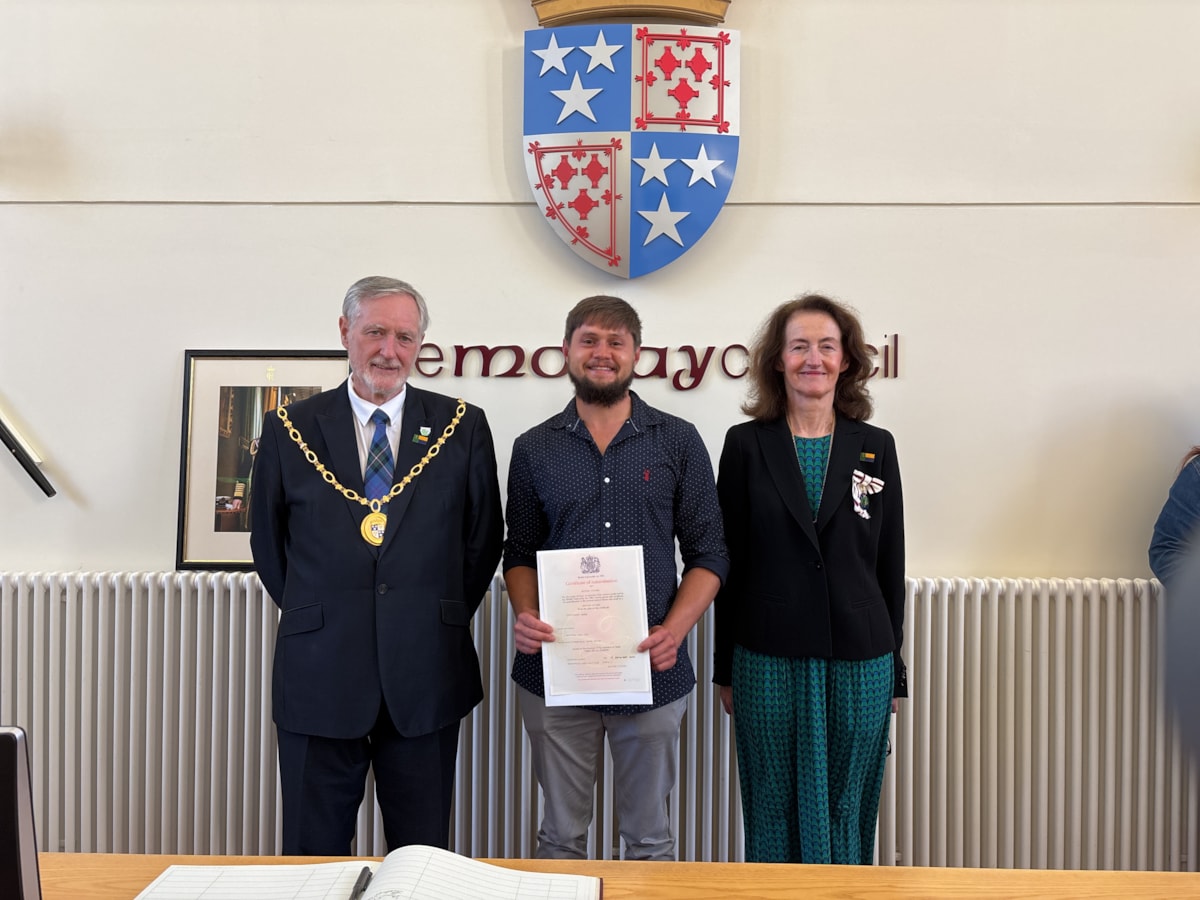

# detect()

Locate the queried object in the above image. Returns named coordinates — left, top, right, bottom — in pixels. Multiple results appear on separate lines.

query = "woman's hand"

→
left=719, top=684, right=733, bottom=715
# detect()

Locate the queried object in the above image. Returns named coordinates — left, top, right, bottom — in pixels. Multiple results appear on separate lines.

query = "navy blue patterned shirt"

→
left=504, top=392, right=729, bottom=714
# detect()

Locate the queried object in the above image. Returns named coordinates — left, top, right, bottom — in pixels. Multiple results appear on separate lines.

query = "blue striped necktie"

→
left=364, top=409, right=394, bottom=503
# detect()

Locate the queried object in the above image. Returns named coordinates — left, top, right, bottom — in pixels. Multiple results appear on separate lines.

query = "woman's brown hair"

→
left=741, top=294, right=875, bottom=422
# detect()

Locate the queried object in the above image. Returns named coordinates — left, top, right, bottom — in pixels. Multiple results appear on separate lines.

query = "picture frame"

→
left=175, top=350, right=349, bottom=570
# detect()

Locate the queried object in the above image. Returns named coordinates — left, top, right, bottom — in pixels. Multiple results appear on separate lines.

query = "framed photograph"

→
left=176, top=350, right=348, bottom=570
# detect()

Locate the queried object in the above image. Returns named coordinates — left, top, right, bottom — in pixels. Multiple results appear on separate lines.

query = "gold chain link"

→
left=275, top=399, right=467, bottom=513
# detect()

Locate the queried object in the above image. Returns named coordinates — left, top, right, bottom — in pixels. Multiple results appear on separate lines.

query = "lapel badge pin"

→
left=412, top=426, right=432, bottom=444
left=859, top=451, right=876, bottom=462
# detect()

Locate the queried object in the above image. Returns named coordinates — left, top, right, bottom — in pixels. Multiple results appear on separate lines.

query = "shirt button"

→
left=604, top=477, right=611, bottom=483
left=377, top=584, right=388, bottom=594
left=605, top=522, right=611, bottom=528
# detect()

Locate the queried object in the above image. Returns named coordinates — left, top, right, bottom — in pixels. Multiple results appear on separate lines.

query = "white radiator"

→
left=1, top=573, right=1195, bottom=869
left=888, top=577, right=1199, bottom=871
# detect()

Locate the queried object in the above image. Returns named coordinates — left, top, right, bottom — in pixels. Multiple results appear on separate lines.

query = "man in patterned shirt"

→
left=503, top=295, right=729, bottom=860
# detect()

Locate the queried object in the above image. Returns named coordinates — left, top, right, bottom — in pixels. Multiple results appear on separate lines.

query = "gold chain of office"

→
left=274, top=399, right=466, bottom=545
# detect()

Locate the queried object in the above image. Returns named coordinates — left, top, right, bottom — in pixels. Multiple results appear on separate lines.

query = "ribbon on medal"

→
left=851, top=469, right=885, bottom=520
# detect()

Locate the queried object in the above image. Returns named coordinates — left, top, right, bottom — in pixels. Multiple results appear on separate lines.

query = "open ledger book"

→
left=134, top=843, right=602, bottom=900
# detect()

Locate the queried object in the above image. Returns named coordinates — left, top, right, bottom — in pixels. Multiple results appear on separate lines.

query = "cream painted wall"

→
left=1, top=1, right=1197, bottom=577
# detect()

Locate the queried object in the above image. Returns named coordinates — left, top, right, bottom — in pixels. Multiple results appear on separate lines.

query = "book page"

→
left=369, top=845, right=600, bottom=900
left=133, top=848, right=599, bottom=900
left=134, top=861, right=377, bottom=899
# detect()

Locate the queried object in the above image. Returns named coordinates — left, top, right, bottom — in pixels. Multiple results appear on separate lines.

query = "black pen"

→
left=348, top=865, right=373, bottom=900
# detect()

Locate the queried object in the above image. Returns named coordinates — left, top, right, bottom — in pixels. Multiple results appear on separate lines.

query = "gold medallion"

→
left=360, top=511, right=387, bottom=546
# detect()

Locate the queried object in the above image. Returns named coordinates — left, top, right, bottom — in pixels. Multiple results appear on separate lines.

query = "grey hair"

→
left=341, top=276, right=431, bottom=334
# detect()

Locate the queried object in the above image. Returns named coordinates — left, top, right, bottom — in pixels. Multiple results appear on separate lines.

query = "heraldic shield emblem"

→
left=523, top=24, right=740, bottom=278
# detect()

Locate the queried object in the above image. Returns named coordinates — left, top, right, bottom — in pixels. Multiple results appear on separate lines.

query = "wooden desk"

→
left=37, top=851, right=1200, bottom=899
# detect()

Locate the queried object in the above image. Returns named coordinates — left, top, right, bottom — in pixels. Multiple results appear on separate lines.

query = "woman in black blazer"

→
left=714, top=294, right=906, bottom=864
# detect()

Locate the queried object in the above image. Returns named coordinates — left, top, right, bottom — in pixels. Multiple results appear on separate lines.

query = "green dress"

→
left=731, top=433, right=893, bottom=864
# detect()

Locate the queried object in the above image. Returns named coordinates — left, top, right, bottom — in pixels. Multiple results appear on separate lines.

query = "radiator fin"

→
left=1, top=572, right=1195, bottom=868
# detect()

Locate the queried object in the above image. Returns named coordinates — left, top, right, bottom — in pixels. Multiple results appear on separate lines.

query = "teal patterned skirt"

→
left=731, top=645, right=893, bottom=864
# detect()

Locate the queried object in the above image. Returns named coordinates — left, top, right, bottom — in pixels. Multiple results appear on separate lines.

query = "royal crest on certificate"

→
left=536, top=544, right=653, bottom=706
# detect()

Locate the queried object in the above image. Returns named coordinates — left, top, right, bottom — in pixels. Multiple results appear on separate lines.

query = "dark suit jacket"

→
left=250, top=382, right=504, bottom=739
left=713, top=415, right=907, bottom=697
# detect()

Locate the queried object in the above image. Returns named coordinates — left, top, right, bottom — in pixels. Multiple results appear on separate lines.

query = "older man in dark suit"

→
left=250, top=276, right=503, bottom=855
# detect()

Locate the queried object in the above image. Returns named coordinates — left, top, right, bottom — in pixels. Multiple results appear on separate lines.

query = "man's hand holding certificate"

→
left=535, top=545, right=653, bottom=706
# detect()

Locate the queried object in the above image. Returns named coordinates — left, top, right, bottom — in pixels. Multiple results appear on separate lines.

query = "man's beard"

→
left=352, top=358, right=404, bottom=402
left=569, top=369, right=633, bottom=407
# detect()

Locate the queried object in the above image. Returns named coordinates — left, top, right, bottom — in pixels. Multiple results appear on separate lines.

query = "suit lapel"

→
left=313, top=385, right=368, bottom=535
left=378, top=386, right=432, bottom=554
left=758, top=418, right=821, bottom=550
left=816, top=416, right=865, bottom=534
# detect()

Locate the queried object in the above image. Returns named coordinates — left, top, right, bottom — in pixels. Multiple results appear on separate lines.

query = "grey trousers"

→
left=518, top=686, right=688, bottom=860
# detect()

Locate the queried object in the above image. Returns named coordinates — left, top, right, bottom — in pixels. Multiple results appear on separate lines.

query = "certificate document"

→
left=536, top=544, right=653, bottom=706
